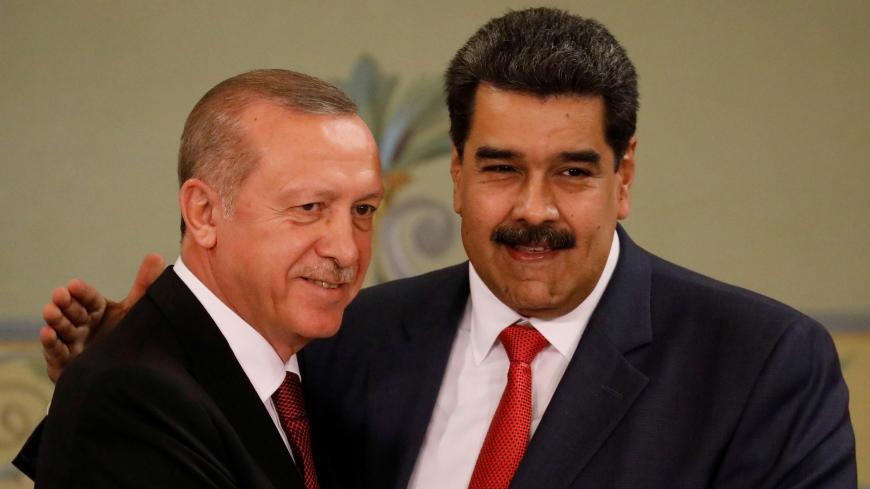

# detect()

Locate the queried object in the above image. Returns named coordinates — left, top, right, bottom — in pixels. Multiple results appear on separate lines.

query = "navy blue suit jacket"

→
left=302, top=227, right=856, bottom=489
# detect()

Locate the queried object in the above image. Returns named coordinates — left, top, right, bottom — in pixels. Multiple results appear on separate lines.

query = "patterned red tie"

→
left=468, top=323, right=549, bottom=489
left=272, top=372, right=321, bottom=489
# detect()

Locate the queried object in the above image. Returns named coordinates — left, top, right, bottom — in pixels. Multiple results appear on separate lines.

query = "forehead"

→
left=466, top=85, right=611, bottom=160
left=238, top=102, right=381, bottom=196
left=243, top=101, right=374, bottom=154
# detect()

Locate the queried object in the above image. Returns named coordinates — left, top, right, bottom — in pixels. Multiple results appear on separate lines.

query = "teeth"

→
left=309, top=279, right=340, bottom=289
left=517, top=246, right=549, bottom=253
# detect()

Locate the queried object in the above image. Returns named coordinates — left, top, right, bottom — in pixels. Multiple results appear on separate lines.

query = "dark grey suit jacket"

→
left=302, top=227, right=856, bottom=489
left=30, top=269, right=307, bottom=489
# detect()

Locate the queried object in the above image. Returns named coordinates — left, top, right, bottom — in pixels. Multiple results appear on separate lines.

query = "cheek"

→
left=464, top=191, right=508, bottom=227
left=355, top=226, right=373, bottom=253
left=355, top=233, right=373, bottom=270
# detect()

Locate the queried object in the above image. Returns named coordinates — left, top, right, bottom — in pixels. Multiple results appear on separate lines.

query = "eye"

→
left=279, top=202, right=324, bottom=223
left=482, top=164, right=517, bottom=173
left=353, top=204, right=377, bottom=217
left=560, top=167, right=592, bottom=177
left=299, top=202, right=322, bottom=212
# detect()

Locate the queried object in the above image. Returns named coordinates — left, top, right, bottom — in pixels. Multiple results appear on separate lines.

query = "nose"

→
left=316, top=211, right=359, bottom=269
left=511, top=174, right=559, bottom=225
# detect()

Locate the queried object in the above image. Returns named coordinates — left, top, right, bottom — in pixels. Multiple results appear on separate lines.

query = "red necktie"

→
left=272, top=372, right=321, bottom=489
left=468, top=323, right=549, bottom=489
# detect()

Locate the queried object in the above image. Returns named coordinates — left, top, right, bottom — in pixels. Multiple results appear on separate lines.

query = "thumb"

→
left=123, top=253, right=166, bottom=307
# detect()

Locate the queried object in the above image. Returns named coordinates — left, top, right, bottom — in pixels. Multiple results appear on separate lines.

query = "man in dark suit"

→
left=20, top=8, right=856, bottom=489
left=19, top=69, right=384, bottom=488
left=300, top=9, right=855, bottom=489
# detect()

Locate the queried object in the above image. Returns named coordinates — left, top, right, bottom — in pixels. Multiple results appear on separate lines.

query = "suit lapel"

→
left=147, top=269, right=305, bottom=489
left=510, top=227, right=653, bottom=489
left=363, top=265, right=470, bottom=489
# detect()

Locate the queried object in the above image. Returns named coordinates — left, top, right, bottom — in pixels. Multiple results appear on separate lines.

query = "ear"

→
left=616, top=136, right=637, bottom=220
left=179, top=178, right=221, bottom=249
left=450, top=145, right=463, bottom=215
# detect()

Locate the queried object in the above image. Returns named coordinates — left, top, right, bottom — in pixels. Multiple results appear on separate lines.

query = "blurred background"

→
left=1, top=0, right=867, bottom=486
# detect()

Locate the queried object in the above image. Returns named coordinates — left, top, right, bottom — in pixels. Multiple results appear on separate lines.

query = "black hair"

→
left=446, top=8, right=639, bottom=166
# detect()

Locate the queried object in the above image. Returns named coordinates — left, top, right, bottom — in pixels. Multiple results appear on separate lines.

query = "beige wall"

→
left=1, top=0, right=868, bottom=321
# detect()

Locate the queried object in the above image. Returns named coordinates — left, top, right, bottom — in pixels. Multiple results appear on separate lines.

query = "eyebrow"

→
left=277, top=187, right=336, bottom=200
left=276, top=187, right=383, bottom=204
left=560, top=150, right=600, bottom=165
left=475, top=146, right=518, bottom=161
left=357, top=191, right=384, bottom=202
left=475, top=146, right=601, bottom=165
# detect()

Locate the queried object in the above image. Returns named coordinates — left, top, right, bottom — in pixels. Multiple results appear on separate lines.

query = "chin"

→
left=508, top=290, right=569, bottom=319
left=295, top=312, right=345, bottom=339
left=509, top=284, right=556, bottom=305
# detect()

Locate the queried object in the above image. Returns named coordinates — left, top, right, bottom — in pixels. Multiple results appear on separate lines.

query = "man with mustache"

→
left=16, top=69, right=384, bottom=489
left=18, top=7, right=855, bottom=489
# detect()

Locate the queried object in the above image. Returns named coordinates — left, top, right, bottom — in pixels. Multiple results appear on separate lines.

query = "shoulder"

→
left=620, top=244, right=854, bottom=484
left=348, top=262, right=468, bottom=316
left=336, top=262, right=468, bottom=338
left=38, top=353, right=239, bottom=488
left=646, top=253, right=826, bottom=345
left=614, top=245, right=842, bottom=398
left=46, top=293, right=213, bottom=437
left=50, top=331, right=206, bottom=427
left=302, top=263, right=468, bottom=369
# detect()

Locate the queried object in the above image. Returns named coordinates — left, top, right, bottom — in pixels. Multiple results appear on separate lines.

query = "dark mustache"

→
left=491, top=224, right=576, bottom=250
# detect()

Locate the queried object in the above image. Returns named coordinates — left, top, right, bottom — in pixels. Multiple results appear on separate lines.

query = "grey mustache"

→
left=300, top=262, right=356, bottom=284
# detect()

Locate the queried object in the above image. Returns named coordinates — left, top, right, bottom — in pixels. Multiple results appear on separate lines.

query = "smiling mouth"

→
left=504, top=243, right=561, bottom=262
left=514, top=245, right=552, bottom=253
left=303, top=277, right=344, bottom=289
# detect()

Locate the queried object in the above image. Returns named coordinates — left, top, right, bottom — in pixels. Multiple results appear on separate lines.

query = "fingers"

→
left=35, top=254, right=164, bottom=384
left=66, top=278, right=107, bottom=319
left=39, top=323, right=67, bottom=359
left=124, top=253, right=165, bottom=307
left=43, top=283, right=95, bottom=379
left=44, top=291, right=89, bottom=345
left=40, top=325, right=70, bottom=383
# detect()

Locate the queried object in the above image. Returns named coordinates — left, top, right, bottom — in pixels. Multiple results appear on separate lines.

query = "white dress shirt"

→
left=407, top=232, right=620, bottom=489
left=173, top=257, right=299, bottom=459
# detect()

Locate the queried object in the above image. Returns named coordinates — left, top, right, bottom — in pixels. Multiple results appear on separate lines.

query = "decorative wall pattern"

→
left=374, top=195, right=460, bottom=281
left=337, top=56, right=464, bottom=284
left=0, top=342, right=52, bottom=489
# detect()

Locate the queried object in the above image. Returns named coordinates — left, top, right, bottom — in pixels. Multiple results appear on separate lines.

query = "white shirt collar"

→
left=468, top=230, right=620, bottom=365
left=172, top=257, right=299, bottom=403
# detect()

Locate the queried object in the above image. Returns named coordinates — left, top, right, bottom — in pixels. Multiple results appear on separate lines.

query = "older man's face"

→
left=451, top=84, right=635, bottom=319
left=211, top=102, right=382, bottom=354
